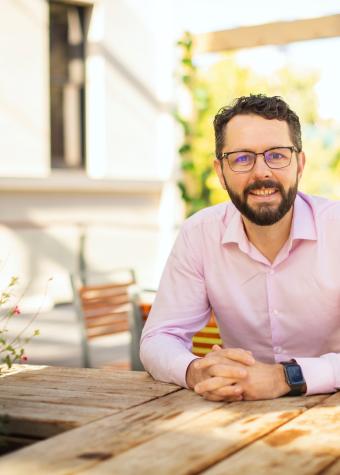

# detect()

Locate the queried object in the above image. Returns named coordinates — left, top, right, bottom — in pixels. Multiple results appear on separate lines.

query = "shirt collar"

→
left=290, top=192, right=317, bottom=242
left=222, top=203, right=250, bottom=253
left=222, top=191, right=317, bottom=248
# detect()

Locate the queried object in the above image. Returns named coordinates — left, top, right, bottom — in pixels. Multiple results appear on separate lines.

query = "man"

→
left=140, top=94, right=340, bottom=401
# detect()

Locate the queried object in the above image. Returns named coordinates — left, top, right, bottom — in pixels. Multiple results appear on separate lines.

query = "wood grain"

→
left=0, top=365, right=336, bottom=475
left=0, top=366, right=179, bottom=438
left=0, top=389, right=221, bottom=474
left=74, top=395, right=327, bottom=475
left=194, top=14, right=340, bottom=53
left=202, top=392, right=340, bottom=475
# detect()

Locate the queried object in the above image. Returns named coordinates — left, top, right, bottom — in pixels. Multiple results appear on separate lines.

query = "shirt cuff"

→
left=170, top=352, right=200, bottom=388
left=294, top=356, right=337, bottom=395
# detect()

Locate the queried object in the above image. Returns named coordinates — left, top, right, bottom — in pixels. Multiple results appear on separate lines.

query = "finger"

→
left=211, top=384, right=243, bottom=398
left=212, top=344, right=222, bottom=351
left=225, top=394, right=244, bottom=402
left=195, top=353, right=251, bottom=371
left=208, top=364, right=248, bottom=379
left=202, top=387, right=243, bottom=402
left=201, top=392, right=226, bottom=402
left=195, top=377, right=242, bottom=394
left=213, top=393, right=244, bottom=403
left=215, top=348, right=255, bottom=365
left=195, top=356, right=221, bottom=370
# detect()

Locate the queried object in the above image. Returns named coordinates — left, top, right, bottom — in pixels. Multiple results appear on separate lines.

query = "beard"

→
left=224, top=177, right=298, bottom=226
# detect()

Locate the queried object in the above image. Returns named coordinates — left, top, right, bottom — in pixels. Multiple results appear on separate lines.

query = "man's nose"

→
left=251, top=153, right=272, bottom=178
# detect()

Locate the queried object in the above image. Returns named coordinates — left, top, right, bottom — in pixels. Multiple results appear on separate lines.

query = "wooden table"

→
left=0, top=365, right=339, bottom=474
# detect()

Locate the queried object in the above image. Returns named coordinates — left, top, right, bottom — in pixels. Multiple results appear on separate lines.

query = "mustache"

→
left=244, top=180, right=284, bottom=197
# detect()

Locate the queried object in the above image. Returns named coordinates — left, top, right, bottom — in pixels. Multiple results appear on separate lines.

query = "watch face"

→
left=287, top=364, right=304, bottom=384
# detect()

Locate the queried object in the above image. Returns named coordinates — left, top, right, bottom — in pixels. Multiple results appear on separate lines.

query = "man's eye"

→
left=268, top=152, right=284, bottom=160
left=235, top=154, right=251, bottom=163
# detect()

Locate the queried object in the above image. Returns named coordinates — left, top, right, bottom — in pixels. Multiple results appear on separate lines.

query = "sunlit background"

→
left=1, top=0, right=339, bottom=366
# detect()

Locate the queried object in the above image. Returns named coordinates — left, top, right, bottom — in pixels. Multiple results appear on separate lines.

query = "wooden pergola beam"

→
left=193, top=14, right=340, bottom=54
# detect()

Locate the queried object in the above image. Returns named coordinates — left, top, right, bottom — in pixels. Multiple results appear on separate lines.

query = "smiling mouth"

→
left=249, top=187, right=278, bottom=197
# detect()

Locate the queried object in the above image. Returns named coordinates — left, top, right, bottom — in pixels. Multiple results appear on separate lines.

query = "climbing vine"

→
left=175, top=32, right=214, bottom=217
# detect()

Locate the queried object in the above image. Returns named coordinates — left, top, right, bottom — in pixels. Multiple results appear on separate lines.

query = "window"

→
left=49, top=2, right=87, bottom=169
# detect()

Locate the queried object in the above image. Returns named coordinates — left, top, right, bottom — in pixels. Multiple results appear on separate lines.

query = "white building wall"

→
left=0, top=0, right=50, bottom=177
left=0, top=0, right=182, bottom=305
left=86, top=0, right=176, bottom=180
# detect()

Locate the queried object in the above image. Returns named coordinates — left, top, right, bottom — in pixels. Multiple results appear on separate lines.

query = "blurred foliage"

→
left=175, top=32, right=340, bottom=217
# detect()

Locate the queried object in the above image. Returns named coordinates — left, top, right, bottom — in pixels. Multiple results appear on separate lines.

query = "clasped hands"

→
left=186, top=345, right=290, bottom=401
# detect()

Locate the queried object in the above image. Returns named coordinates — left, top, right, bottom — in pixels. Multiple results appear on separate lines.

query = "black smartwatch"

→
left=280, top=360, right=306, bottom=396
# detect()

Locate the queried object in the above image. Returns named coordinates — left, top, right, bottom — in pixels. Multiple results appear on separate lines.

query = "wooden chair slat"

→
left=192, top=348, right=211, bottom=357
left=194, top=331, right=221, bottom=339
left=80, top=281, right=134, bottom=294
left=192, top=343, right=222, bottom=352
left=82, top=294, right=130, bottom=309
left=87, top=322, right=130, bottom=339
left=81, top=289, right=130, bottom=301
left=192, top=338, right=223, bottom=347
left=85, top=314, right=129, bottom=329
left=83, top=303, right=131, bottom=318
left=195, top=326, right=221, bottom=335
left=84, top=310, right=130, bottom=321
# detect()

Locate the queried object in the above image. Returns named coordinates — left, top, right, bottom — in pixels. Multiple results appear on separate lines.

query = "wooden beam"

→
left=50, top=0, right=95, bottom=6
left=193, top=14, right=340, bottom=54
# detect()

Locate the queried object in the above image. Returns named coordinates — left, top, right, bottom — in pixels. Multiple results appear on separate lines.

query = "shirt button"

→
left=269, top=270, right=275, bottom=275
left=274, top=346, right=282, bottom=353
left=273, top=309, right=279, bottom=315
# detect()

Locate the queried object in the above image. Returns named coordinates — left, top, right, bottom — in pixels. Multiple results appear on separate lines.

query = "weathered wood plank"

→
left=0, top=366, right=178, bottom=400
left=0, top=364, right=47, bottom=379
left=321, top=457, right=340, bottom=475
left=0, top=365, right=334, bottom=475
left=1, top=392, right=323, bottom=475
left=0, top=385, right=167, bottom=409
left=0, top=398, right=114, bottom=438
left=194, top=14, right=340, bottom=54
left=202, top=392, right=340, bottom=475
left=76, top=395, right=328, bottom=475
left=0, top=366, right=180, bottom=439
left=0, top=389, right=221, bottom=474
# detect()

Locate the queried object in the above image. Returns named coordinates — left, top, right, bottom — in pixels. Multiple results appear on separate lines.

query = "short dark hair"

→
left=213, top=94, right=302, bottom=157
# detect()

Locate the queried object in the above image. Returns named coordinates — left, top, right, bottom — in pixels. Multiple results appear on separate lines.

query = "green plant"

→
left=0, top=276, right=40, bottom=371
left=175, top=32, right=215, bottom=216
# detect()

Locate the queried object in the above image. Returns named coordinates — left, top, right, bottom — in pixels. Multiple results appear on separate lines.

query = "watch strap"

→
left=281, top=360, right=307, bottom=396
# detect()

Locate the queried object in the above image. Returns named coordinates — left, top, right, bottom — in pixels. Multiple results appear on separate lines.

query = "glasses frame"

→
left=218, top=146, right=299, bottom=173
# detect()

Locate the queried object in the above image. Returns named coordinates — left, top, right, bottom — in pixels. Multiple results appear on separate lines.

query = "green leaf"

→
left=177, top=181, right=190, bottom=202
left=181, top=160, right=195, bottom=171
left=181, top=75, right=192, bottom=86
left=4, top=355, right=12, bottom=369
left=181, top=58, right=193, bottom=67
left=178, top=143, right=191, bottom=155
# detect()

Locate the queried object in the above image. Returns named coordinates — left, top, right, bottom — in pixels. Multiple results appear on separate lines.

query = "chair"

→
left=137, top=303, right=222, bottom=357
left=191, top=312, right=222, bottom=357
left=70, top=269, right=144, bottom=370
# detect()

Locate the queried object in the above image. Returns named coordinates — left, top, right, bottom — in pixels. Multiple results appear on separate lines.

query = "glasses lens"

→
left=265, top=148, right=292, bottom=168
left=228, top=152, right=255, bottom=171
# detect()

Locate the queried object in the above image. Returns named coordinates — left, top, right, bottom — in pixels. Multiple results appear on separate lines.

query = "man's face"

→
left=214, top=114, right=305, bottom=226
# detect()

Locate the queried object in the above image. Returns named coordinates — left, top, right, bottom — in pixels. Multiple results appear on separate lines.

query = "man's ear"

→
left=297, top=151, right=306, bottom=180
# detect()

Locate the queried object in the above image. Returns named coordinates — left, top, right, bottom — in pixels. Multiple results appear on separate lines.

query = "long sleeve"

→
left=295, top=353, right=340, bottom=395
left=140, top=222, right=211, bottom=387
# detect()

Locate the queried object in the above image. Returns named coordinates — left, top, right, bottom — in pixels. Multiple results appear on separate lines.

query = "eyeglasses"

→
left=218, top=146, right=298, bottom=173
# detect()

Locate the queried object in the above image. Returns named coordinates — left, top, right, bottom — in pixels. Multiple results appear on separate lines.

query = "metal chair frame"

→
left=70, top=269, right=144, bottom=370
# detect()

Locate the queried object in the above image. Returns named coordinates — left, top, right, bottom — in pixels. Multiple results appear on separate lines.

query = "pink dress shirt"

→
left=140, top=192, right=340, bottom=395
